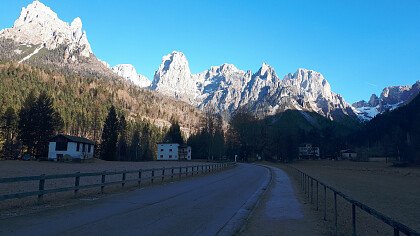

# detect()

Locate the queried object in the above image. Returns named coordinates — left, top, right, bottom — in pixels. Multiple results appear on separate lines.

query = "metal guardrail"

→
left=0, top=162, right=236, bottom=202
left=289, top=165, right=419, bottom=236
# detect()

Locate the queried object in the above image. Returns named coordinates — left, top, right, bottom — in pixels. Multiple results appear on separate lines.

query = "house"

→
left=298, top=143, right=320, bottom=159
left=157, top=143, right=192, bottom=161
left=179, top=145, right=192, bottom=160
left=48, top=134, right=95, bottom=161
left=340, top=149, right=357, bottom=160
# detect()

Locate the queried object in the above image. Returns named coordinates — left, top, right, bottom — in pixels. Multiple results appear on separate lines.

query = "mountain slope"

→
left=0, top=62, right=203, bottom=137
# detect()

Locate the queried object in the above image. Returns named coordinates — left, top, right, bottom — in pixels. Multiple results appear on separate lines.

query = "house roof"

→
left=52, top=134, right=95, bottom=145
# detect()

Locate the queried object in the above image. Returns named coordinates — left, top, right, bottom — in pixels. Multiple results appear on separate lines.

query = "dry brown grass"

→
left=273, top=160, right=420, bottom=235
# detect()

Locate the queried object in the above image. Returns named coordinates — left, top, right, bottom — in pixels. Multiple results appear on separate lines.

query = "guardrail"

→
left=289, top=165, right=418, bottom=236
left=0, top=162, right=236, bottom=202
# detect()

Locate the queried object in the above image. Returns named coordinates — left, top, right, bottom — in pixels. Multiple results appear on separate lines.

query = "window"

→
left=55, top=142, right=67, bottom=151
left=169, top=155, right=172, bottom=158
left=160, top=155, right=163, bottom=159
left=82, top=144, right=86, bottom=152
left=169, top=149, right=172, bottom=152
left=160, top=149, right=163, bottom=152
left=77, top=143, right=80, bottom=151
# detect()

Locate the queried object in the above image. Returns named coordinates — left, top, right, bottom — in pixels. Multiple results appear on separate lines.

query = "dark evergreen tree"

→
left=130, top=128, right=141, bottom=161
left=165, top=120, right=184, bottom=144
left=117, top=114, right=128, bottom=161
left=33, top=92, right=63, bottom=157
left=100, top=106, right=119, bottom=161
left=18, top=91, right=37, bottom=156
left=1, top=107, right=18, bottom=159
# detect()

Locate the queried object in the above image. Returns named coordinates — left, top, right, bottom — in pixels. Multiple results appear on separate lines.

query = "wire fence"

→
left=288, top=165, right=418, bottom=236
left=0, top=162, right=237, bottom=203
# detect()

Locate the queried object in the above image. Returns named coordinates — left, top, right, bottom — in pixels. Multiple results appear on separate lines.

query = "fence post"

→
left=138, top=170, right=142, bottom=187
left=101, top=172, right=106, bottom=193
left=310, top=178, right=313, bottom=204
left=122, top=171, right=126, bottom=187
left=171, top=168, right=174, bottom=180
left=324, top=185, right=327, bottom=221
left=186, top=166, right=189, bottom=176
left=38, top=174, right=45, bottom=202
left=316, top=181, right=319, bottom=211
left=334, top=192, right=338, bottom=235
left=151, top=169, right=155, bottom=183
left=179, top=166, right=182, bottom=179
left=162, top=168, right=165, bottom=182
left=74, top=172, right=80, bottom=195
left=352, top=203, right=356, bottom=236
left=201, top=165, right=204, bottom=174
left=191, top=166, right=194, bottom=176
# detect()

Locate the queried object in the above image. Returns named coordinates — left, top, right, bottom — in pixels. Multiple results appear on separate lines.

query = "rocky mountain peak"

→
left=0, top=0, right=92, bottom=60
left=151, top=51, right=198, bottom=103
left=112, top=64, right=151, bottom=88
left=368, top=94, right=379, bottom=107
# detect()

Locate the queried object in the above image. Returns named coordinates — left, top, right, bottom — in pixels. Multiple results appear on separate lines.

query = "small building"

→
left=179, top=145, right=192, bottom=161
left=298, top=143, right=320, bottom=159
left=157, top=143, right=192, bottom=161
left=48, top=134, right=95, bottom=161
left=340, top=149, right=357, bottom=160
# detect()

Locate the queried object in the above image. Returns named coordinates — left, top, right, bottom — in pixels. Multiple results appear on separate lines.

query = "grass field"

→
left=276, top=160, right=420, bottom=235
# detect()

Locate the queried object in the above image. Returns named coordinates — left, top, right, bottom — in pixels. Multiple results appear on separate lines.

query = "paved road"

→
left=0, top=164, right=269, bottom=236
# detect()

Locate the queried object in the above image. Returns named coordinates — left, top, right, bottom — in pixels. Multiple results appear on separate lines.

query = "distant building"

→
left=340, top=149, right=357, bottom=160
left=48, top=134, right=95, bottom=161
left=157, top=143, right=191, bottom=161
left=298, top=143, right=320, bottom=159
left=179, top=145, right=192, bottom=161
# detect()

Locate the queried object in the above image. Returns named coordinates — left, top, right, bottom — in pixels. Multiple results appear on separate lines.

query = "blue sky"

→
left=1, top=0, right=420, bottom=103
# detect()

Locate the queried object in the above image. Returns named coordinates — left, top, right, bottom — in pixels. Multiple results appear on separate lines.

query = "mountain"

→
left=0, top=0, right=152, bottom=88
left=111, top=64, right=151, bottom=88
left=0, top=1, right=203, bottom=134
left=152, top=51, right=358, bottom=120
left=353, top=81, right=420, bottom=121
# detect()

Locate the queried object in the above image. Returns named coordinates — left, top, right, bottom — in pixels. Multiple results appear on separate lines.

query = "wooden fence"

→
left=0, top=162, right=236, bottom=202
left=289, top=166, right=418, bottom=236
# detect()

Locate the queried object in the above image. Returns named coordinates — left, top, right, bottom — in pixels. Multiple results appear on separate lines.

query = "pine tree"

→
left=33, top=92, right=63, bottom=157
left=165, top=120, right=184, bottom=144
left=1, top=107, right=18, bottom=159
left=117, top=114, right=128, bottom=161
left=100, top=106, right=119, bottom=161
left=18, top=92, right=37, bottom=156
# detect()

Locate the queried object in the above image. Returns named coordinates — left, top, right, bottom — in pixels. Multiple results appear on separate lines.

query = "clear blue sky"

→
left=1, top=0, right=420, bottom=103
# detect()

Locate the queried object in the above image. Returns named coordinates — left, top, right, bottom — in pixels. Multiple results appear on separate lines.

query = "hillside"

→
left=0, top=63, right=203, bottom=138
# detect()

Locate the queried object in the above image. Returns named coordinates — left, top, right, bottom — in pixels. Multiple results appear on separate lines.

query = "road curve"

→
left=0, top=163, right=269, bottom=236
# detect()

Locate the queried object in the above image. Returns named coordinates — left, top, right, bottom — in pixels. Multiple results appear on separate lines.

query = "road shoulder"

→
left=240, top=164, right=327, bottom=236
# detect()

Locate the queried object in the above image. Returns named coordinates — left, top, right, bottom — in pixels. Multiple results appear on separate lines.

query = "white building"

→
left=157, top=143, right=192, bottom=161
left=48, top=134, right=95, bottom=161
left=298, top=143, right=320, bottom=159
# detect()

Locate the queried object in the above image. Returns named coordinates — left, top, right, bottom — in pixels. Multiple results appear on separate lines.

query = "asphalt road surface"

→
left=0, top=163, right=269, bottom=236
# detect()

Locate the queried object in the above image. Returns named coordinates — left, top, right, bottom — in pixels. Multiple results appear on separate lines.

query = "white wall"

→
left=157, top=144, right=179, bottom=161
left=48, top=142, right=94, bottom=160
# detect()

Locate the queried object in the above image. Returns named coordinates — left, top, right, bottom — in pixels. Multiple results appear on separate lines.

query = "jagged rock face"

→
left=0, top=1, right=92, bottom=62
left=152, top=52, right=357, bottom=120
left=112, top=64, right=151, bottom=88
left=353, top=81, right=420, bottom=120
left=151, top=51, right=199, bottom=103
